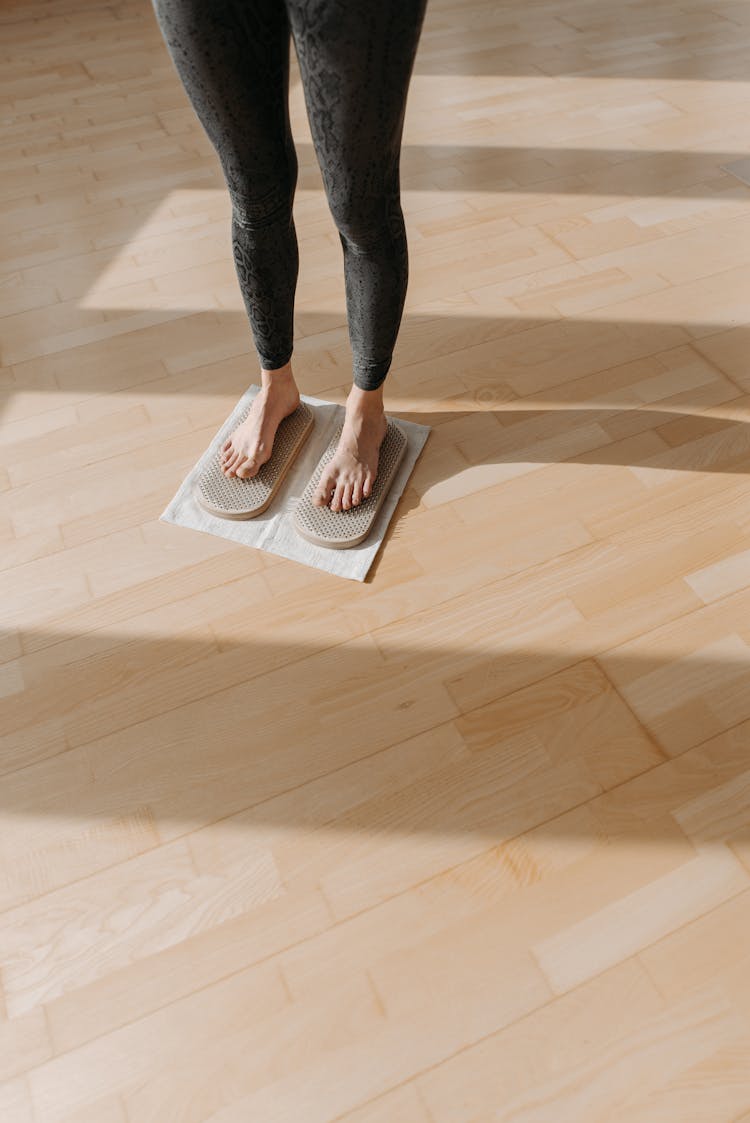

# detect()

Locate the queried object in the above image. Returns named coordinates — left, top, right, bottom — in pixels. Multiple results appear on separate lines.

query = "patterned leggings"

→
left=149, top=0, right=429, bottom=391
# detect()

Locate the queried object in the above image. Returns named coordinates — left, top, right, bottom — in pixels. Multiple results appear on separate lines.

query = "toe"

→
left=351, top=478, right=363, bottom=506
left=235, top=457, right=258, bottom=479
left=224, top=449, right=242, bottom=475
left=363, top=472, right=373, bottom=498
left=342, top=482, right=353, bottom=510
left=331, top=480, right=346, bottom=512
left=314, top=469, right=335, bottom=506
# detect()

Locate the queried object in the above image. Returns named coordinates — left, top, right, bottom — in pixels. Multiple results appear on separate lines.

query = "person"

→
left=150, top=0, right=428, bottom=512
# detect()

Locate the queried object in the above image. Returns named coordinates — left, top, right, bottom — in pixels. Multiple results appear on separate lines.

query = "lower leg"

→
left=149, top=0, right=301, bottom=479
left=310, top=210, right=403, bottom=510
left=287, top=0, right=427, bottom=508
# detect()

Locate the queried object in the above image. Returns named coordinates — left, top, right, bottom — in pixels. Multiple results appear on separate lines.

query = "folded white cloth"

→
left=159, top=384, right=431, bottom=581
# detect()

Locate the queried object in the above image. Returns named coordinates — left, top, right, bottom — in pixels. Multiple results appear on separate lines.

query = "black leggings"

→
left=149, top=0, right=428, bottom=391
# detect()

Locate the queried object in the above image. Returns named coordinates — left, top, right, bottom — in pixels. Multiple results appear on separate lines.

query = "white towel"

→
left=159, top=384, right=431, bottom=581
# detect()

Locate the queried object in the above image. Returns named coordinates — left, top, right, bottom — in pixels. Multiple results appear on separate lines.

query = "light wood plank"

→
left=4, top=0, right=750, bottom=1119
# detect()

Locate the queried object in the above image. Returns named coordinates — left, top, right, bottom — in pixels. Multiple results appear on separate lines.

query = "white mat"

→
left=159, top=384, right=431, bottom=582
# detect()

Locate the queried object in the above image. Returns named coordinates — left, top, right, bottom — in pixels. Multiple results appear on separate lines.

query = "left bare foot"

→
left=313, top=384, right=388, bottom=512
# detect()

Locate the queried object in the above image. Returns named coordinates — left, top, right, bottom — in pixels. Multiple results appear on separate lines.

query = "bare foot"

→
left=221, top=363, right=300, bottom=479
left=313, top=384, right=388, bottom=512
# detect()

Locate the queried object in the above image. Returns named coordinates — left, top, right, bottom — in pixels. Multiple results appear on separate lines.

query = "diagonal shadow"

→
left=44, top=145, right=750, bottom=201
left=5, top=313, right=750, bottom=519
left=2, top=622, right=748, bottom=1016
left=1, top=627, right=747, bottom=856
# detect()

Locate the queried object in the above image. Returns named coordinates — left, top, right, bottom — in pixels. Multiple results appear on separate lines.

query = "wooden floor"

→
left=3, top=0, right=750, bottom=1118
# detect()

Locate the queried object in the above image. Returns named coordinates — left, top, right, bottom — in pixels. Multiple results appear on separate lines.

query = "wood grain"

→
left=3, top=0, right=750, bottom=1118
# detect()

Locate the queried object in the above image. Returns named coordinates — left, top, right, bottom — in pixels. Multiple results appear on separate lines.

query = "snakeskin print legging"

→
left=149, top=0, right=428, bottom=391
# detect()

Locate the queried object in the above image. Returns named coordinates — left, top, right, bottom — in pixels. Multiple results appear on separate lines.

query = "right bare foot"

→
left=221, top=363, right=300, bottom=479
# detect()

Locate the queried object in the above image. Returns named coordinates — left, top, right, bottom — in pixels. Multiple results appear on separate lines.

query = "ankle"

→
left=261, top=361, right=296, bottom=391
left=347, top=384, right=385, bottom=416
